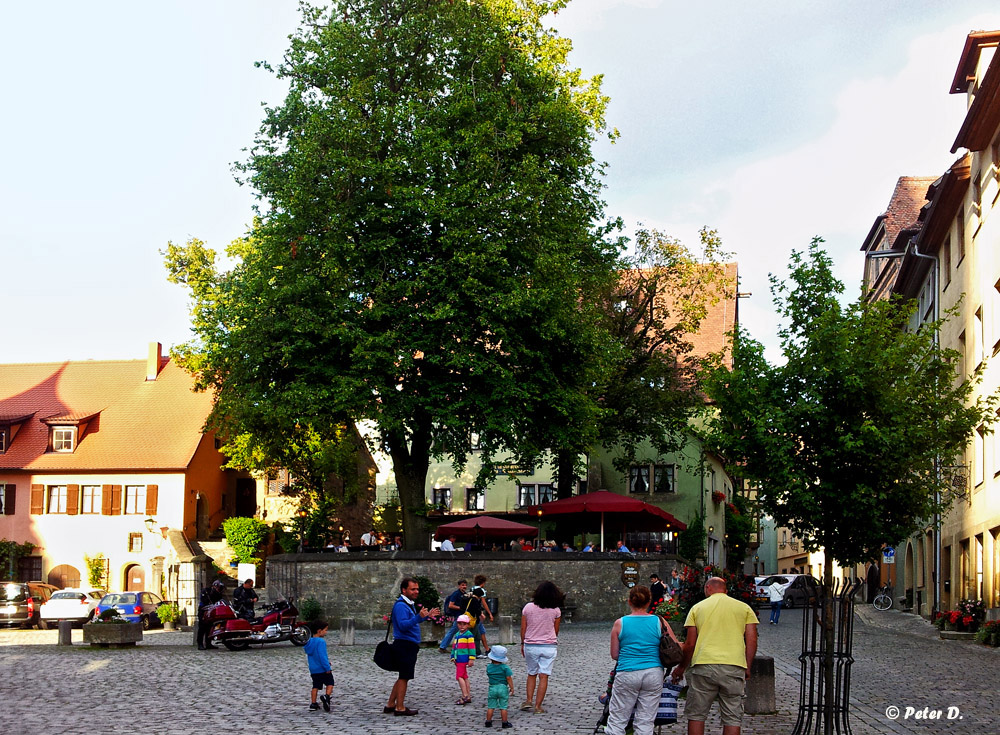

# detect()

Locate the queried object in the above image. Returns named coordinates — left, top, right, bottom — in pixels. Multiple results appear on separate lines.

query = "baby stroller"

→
left=595, top=669, right=684, bottom=734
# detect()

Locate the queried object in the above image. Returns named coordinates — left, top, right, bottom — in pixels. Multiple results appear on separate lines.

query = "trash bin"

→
left=486, top=597, right=499, bottom=617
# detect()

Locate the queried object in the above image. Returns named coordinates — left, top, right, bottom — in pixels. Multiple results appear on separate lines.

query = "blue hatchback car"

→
left=95, top=591, right=166, bottom=629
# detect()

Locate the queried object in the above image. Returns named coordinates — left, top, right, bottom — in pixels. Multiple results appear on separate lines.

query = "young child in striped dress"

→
left=451, top=614, right=477, bottom=704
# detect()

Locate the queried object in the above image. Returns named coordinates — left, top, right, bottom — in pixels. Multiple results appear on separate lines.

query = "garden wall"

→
left=265, top=551, right=684, bottom=629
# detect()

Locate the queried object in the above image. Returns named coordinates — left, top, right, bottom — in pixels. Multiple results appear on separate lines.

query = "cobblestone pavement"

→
left=1, top=606, right=997, bottom=735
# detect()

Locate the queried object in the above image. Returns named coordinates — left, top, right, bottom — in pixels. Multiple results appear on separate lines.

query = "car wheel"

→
left=141, top=615, right=151, bottom=630
left=784, top=597, right=795, bottom=609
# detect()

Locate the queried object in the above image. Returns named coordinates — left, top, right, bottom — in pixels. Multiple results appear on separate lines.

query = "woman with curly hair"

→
left=519, top=580, right=565, bottom=713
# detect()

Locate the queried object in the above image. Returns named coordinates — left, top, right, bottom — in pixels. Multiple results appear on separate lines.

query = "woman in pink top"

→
left=519, top=580, right=564, bottom=714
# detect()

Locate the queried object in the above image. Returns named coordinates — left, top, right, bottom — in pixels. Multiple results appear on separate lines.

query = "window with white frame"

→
left=519, top=484, right=535, bottom=507
left=52, top=427, right=76, bottom=452
left=124, top=485, right=146, bottom=515
left=629, top=465, right=650, bottom=493
left=465, top=487, right=485, bottom=511
left=653, top=464, right=675, bottom=493
left=432, top=487, right=452, bottom=510
left=81, top=485, right=102, bottom=514
left=47, top=486, right=68, bottom=514
left=975, top=306, right=985, bottom=368
left=0, top=484, right=5, bottom=514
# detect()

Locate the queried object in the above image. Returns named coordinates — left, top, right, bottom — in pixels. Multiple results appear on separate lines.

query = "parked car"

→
left=753, top=575, right=770, bottom=605
left=0, top=581, right=60, bottom=629
left=782, top=575, right=821, bottom=608
left=40, top=588, right=106, bottom=627
left=95, top=591, right=167, bottom=629
left=754, top=574, right=794, bottom=604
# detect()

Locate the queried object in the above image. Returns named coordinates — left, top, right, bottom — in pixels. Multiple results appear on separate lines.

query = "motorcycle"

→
left=204, top=597, right=310, bottom=651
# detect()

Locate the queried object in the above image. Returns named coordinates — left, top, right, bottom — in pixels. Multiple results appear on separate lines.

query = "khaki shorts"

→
left=684, top=664, right=746, bottom=726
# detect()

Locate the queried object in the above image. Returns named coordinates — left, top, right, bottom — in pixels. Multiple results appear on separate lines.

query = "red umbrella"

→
left=434, top=515, right=540, bottom=542
left=524, top=490, right=686, bottom=550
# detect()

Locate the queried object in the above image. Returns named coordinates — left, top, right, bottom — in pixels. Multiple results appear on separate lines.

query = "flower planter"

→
left=423, top=622, right=448, bottom=647
left=83, top=622, right=143, bottom=647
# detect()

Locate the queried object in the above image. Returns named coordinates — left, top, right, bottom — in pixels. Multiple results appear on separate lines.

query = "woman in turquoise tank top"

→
left=605, top=585, right=679, bottom=735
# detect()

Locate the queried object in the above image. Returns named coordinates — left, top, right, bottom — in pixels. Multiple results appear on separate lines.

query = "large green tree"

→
left=703, top=239, right=997, bottom=734
left=168, top=0, right=619, bottom=548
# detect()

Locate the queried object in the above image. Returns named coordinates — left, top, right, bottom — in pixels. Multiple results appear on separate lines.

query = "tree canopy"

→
left=166, top=0, right=621, bottom=548
left=703, top=239, right=997, bottom=567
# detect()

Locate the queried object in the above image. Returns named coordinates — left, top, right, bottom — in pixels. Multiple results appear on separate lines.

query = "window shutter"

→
left=111, top=485, right=122, bottom=515
left=102, top=485, right=113, bottom=515
left=145, top=484, right=158, bottom=515
left=3, top=484, right=14, bottom=515
left=30, top=484, right=44, bottom=514
left=66, top=484, right=80, bottom=515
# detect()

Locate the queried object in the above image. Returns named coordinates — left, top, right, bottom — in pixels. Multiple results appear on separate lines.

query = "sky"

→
left=4, top=1, right=1000, bottom=364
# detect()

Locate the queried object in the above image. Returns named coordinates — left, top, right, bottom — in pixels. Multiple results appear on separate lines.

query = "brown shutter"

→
left=66, top=484, right=80, bottom=515
left=111, top=485, right=122, bottom=515
left=30, top=484, right=44, bottom=514
left=101, top=485, right=113, bottom=515
left=145, top=484, right=158, bottom=515
left=3, top=484, right=14, bottom=515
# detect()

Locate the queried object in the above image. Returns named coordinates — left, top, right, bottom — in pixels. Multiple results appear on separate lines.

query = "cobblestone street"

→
left=1, top=606, right=997, bottom=735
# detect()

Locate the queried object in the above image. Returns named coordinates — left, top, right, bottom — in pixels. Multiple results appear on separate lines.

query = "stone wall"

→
left=266, top=551, right=683, bottom=628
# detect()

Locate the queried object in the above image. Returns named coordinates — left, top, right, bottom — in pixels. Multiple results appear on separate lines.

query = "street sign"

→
left=882, top=547, right=895, bottom=565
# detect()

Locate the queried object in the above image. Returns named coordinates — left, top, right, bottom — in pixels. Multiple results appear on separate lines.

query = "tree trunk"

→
left=555, top=449, right=577, bottom=500
left=822, top=561, right=835, bottom=735
left=387, top=425, right=432, bottom=551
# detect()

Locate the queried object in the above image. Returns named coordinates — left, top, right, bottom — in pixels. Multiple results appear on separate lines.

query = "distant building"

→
left=859, top=30, right=1000, bottom=617
left=0, top=343, right=237, bottom=612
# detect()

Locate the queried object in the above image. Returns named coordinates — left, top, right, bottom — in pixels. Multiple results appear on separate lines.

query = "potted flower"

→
left=652, top=597, right=686, bottom=641
left=83, top=608, right=143, bottom=647
left=711, top=490, right=726, bottom=505
left=155, top=602, right=181, bottom=630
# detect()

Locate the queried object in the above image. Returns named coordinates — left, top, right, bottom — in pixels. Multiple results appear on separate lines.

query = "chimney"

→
left=146, top=342, right=163, bottom=381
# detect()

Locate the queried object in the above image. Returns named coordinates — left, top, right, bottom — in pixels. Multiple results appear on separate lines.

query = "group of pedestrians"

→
left=375, top=576, right=566, bottom=724
left=604, top=575, right=758, bottom=735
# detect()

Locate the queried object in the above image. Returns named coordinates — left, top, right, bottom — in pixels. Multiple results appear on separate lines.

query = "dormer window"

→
left=52, top=427, right=76, bottom=452
left=0, top=427, right=6, bottom=453
left=40, top=411, right=99, bottom=454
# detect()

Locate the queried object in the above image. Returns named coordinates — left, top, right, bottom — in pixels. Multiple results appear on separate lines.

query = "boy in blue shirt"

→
left=304, top=620, right=333, bottom=711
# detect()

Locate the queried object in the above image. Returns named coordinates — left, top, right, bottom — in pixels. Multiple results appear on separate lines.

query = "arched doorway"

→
left=48, top=564, right=81, bottom=589
left=903, top=543, right=915, bottom=609
left=124, top=564, right=145, bottom=591
left=866, top=563, right=880, bottom=603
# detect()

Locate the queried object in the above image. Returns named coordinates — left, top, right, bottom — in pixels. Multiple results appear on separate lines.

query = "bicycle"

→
left=872, top=584, right=893, bottom=611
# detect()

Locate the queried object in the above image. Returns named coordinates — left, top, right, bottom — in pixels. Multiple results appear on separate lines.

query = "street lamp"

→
left=536, top=508, right=543, bottom=550
left=297, top=508, right=309, bottom=553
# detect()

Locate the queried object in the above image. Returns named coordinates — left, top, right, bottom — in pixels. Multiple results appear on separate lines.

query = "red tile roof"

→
left=0, top=358, right=213, bottom=471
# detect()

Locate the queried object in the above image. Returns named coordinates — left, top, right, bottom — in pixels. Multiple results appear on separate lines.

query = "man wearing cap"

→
left=197, top=579, right=226, bottom=650
left=485, top=645, right=515, bottom=728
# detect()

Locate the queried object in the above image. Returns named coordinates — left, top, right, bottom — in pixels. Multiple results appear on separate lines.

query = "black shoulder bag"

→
left=658, top=616, right=683, bottom=668
left=373, top=609, right=398, bottom=671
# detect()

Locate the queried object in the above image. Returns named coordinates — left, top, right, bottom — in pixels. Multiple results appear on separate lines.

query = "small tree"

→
left=222, top=517, right=269, bottom=565
left=704, top=240, right=998, bottom=734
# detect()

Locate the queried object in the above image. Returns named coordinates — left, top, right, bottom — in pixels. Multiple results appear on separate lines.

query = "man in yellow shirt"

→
left=671, top=577, right=758, bottom=735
